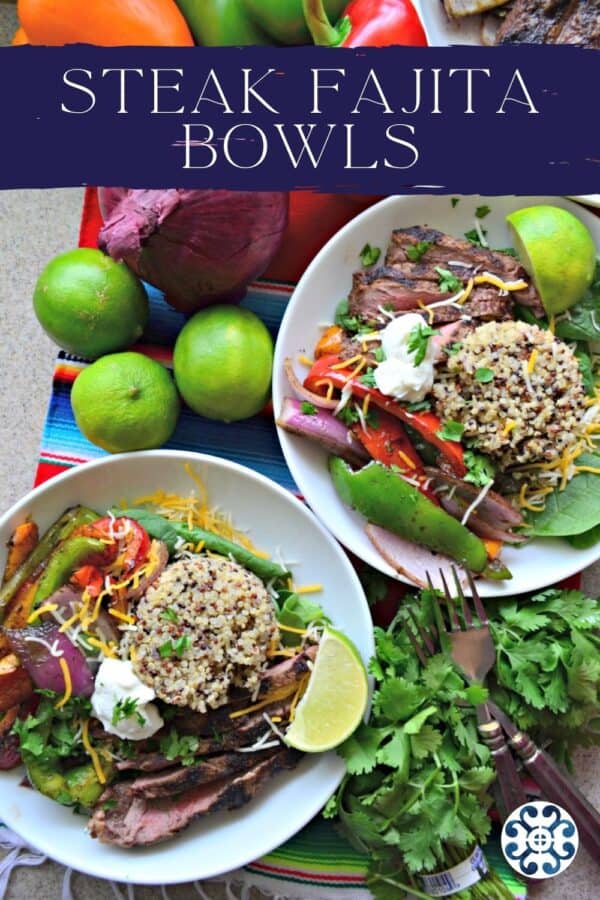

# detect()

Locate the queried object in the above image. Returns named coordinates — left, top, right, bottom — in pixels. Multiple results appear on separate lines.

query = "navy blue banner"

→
left=1, top=44, right=598, bottom=193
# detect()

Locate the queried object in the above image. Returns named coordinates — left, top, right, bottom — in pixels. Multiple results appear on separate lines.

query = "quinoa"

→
left=129, top=556, right=279, bottom=712
left=432, top=321, right=585, bottom=469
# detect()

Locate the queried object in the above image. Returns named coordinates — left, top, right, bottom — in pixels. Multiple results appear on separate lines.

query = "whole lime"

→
left=507, top=206, right=597, bottom=315
left=173, top=306, right=273, bottom=422
left=71, top=352, right=180, bottom=453
left=33, top=248, right=148, bottom=359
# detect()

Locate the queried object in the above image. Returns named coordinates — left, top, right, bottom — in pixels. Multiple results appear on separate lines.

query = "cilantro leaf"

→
left=406, top=323, right=438, bottom=366
left=409, top=724, right=442, bottom=760
left=359, top=368, right=377, bottom=388
left=373, top=346, right=385, bottom=363
left=159, top=728, right=200, bottom=766
left=405, top=399, right=431, bottom=413
left=475, top=367, right=494, bottom=383
left=376, top=729, right=411, bottom=770
left=465, top=227, right=487, bottom=248
left=360, top=243, right=381, bottom=267
left=459, top=766, right=495, bottom=792
left=463, top=450, right=495, bottom=487
left=336, top=404, right=360, bottom=426
left=374, top=677, right=426, bottom=721
left=435, top=267, right=462, bottom=294
left=112, top=698, right=145, bottom=728
left=436, top=420, right=464, bottom=442
left=475, top=205, right=491, bottom=219
left=161, top=608, right=179, bottom=624
left=300, top=401, right=318, bottom=416
left=451, top=198, right=460, bottom=208
left=445, top=341, right=462, bottom=356
left=405, top=241, right=432, bottom=263
left=338, top=725, right=389, bottom=775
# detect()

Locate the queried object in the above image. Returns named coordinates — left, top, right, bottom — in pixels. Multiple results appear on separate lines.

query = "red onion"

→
left=277, top=397, right=369, bottom=467
left=284, top=358, right=338, bottom=410
left=98, top=188, right=289, bottom=314
left=5, top=621, right=94, bottom=698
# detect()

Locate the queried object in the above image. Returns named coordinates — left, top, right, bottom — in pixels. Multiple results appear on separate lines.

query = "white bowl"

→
left=272, top=195, right=600, bottom=597
left=0, top=450, right=373, bottom=884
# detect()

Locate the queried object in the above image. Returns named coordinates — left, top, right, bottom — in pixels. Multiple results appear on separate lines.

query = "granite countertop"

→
left=0, top=7, right=598, bottom=899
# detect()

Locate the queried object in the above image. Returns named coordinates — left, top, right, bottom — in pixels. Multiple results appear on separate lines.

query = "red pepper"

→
left=77, top=517, right=150, bottom=573
left=305, top=355, right=466, bottom=476
left=70, top=564, right=105, bottom=599
left=350, top=409, right=439, bottom=504
left=303, top=0, right=427, bottom=48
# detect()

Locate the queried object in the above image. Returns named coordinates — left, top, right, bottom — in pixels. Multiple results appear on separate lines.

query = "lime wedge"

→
left=507, top=205, right=596, bottom=315
left=285, top=628, right=368, bottom=753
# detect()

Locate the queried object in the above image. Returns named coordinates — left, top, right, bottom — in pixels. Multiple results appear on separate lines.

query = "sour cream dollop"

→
left=91, top=658, right=163, bottom=741
left=374, top=313, right=436, bottom=403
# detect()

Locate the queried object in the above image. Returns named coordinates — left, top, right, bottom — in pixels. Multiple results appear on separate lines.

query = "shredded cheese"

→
left=362, top=393, right=371, bottom=417
left=297, top=354, right=314, bottom=367
left=417, top=300, right=435, bottom=326
left=228, top=682, right=298, bottom=719
left=397, top=450, right=417, bottom=470
left=331, top=355, right=362, bottom=370
left=87, top=637, right=118, bottom=659
left=314, top=378, right=335, bottom=400
left=27, top=602, right=59, bottom=625
left=294, top=584, right=323, bottom=595
left=108, top=608, right=136, bottom=625
left=81, top=720, right=107, bottom=784
left=473, top=273, right=528, bottom=292
left=501, top=420, right=517, bottom=438
left=289, top=674, right=310, bottom=722
left=527, top=348, right=538, bottom=374
left=460, top=481, right=493, bottom=525
left=54, top=658, right=73, bottom=709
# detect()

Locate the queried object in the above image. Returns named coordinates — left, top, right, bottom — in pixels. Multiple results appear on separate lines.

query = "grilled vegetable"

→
left=2, top=523, right=39, bottom=584
left=330, top=458, right=488, bottom=572
left=443, top=0, right=508, bottom=16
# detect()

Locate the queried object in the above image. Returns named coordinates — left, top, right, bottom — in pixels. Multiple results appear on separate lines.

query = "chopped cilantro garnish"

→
left=435, top=267, right=462, bottom=294
left=464, top=450, right=495, bottom=487
left=359, top=368, right=377, bottom=388
left=475, top=205, right=491, bottom=219
left=406, top=400, right=431, bottom=413
left=360, top=243, right=381, bottom=267
left=436, top=420, right=465, bottom=442
left=475, top=367, right=495, bottom=383
left=112, top=698, right=145, bottom=728
left=464, top=227, right=488, bottom=247
left=161, top=608, right=179, bottom=624
left=159, top=728, right=200, bottom=767
left=451, top=197, right=460, bottom=208
left=407, top=323, right=439, bottom=366
left=159, top=640, right=174, bottom=658
left=159, top=635, right=191, bottom=659
left=445, top=342, right=463, bottom=356
left=337, top=405, right=360, bottom=426
left=334, top=298, right=370, bottom=335
left=405, top=240, right=432, bottom=263
left=366, top=408, right=379, bottom=428
left=373, top=346, right=386, bottom=363
left=495, top=247, right=518, bottom=257
left=301, top=401, right=318, bottom=416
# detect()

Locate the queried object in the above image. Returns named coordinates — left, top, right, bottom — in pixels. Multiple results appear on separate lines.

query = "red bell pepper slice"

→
left=305, top=355, right=466, bottom=476
left=303, top=0, right=427, bottom=48
left=352, top=411, right=440, bottom=505
left=70, top=564, right=105, bottom=599
left=77, top=517, right=150, bottom=573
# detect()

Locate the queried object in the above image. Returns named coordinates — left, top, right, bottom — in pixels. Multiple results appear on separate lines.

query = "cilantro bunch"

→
left=485, top=588, right=600, bottom=766
left=324, top=601, right=514, bottom=900
left=12, top=691, right=92, bottom=764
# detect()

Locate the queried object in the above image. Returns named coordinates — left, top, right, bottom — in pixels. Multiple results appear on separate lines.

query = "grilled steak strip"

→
left=129, top=747, right=282, bottom=799
left=90, top=748, right=301, bottom=847
left=116, top=698, right=295, bottom=772
left=386, top=226, right=527, bottom=280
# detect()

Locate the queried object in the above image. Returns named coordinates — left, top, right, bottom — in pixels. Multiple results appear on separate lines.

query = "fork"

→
left=405, top=568, right=527, bottom=821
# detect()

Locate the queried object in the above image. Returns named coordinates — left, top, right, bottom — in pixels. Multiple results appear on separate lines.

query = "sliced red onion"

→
left=284, top=358, right=338, bottom=410
left=424, top=468, right=524, bottom=528
left=0, top=734, right=21, bottom=770
left=439, top=496, right=527, bottom=544
left=277, top=397, right=369, bottom=467
left=366, top=524, right=468, bottom=590
left=4, top=621, right=94, bottom=698
left=49, top=586, right=121, bottom=645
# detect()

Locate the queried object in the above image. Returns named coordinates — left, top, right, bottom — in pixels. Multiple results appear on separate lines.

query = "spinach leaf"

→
left=554, top=265, right=600, bottom=342
left=526, top=454, right=600, bottom=537
left=113, top=507, right=180, bottom=554
left=575, top=344, right=595, bottom=396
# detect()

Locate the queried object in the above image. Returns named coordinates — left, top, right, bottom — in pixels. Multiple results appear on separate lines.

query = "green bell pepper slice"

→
left=33, top=535, right=107, bottom=607
left=0, top=506, right=100, bottom=616
left=330, top=458, right=488, bottom=573
left=25, top=754, right=113, bottom=808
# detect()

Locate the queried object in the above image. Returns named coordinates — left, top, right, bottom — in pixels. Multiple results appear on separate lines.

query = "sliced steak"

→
left=129, top=747, right=282, bottom=799
left=348, top=268, right=453, bottom=322
left=496, top=0, right=571, bottom=44
left=386, top=226, right=526, bottom=281
left=90, top=748, right=301, bottom=847
left=554, top=0, right=600, bottom=47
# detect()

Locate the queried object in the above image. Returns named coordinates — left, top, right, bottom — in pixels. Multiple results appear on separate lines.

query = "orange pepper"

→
left=483, top=539, right=503, bottom=561
left=17, top=0, right=194, bottom=46
left=11, top=26, right=29, bottom=45
left=315, top=325, right=344, bottom=359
